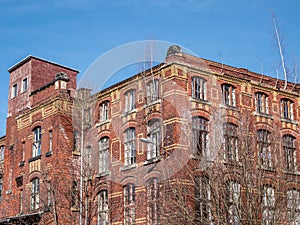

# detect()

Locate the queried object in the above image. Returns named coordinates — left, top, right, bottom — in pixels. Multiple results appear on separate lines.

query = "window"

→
left=12, top=83, right=18, bottom=98
left=31, top=178, right=40, bottom=210
left=222, top=84, right=236, bottom=107
left=262, top=186, right=275, bottom=225
left=147, top=79, right=159, bottom=103
left=124, top=128, right=136, bottom=166
left=281, top=99, right=294, bottom=120
left=283, top=135, right=297, bottom=172
left=147, top=178, right=160, bottom=225
left=227, top=181, right=240, bottom=225
left=147, top=119, right=161, bottom=160
left=100, top=101, right=109, bottom=122
left=0, top=146, right=4, bottom=164
left=125, top=90, right=136, bottom=112
left=224, top=123, right=238, bottom=162
left=287, top=189, right=300, bottom=224
left=32, top=127, right=42, bottom=157
left=98, top=190, right=108, bottom=225
left=255, top=92, right=269, bottom=114
left=71, top=180, right=79, bottom=209
left=124, top=184, right=135, bottom=225
left=257, top=130, right=272, bottom=169
left=22, top=78, right=28, bottom=93
left=192, top=117, right=208, bottom=157
left=195, top=176, right=212, bottom=225
left=192, top=77, right=206, bottom=100
left=99, top=137, right=109, bottom=174
left=49, top=130, right=53, bottom=152
left=86, top=145, right=92, bottom=168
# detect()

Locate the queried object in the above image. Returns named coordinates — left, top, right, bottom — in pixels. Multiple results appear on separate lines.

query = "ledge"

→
left=95, top=119, right=111, bottom=128
left=143, top=99, right=161, bottom=108
left=143, top=157, right=161, bottom=165
left=254, top=111, right=273, bottom=119
left=281, top=117, right=298, bottom=125
left=189, top=97, right=211, bottom=105
left=120, top=163, right=136, bottom=172
left=220, top=104, right=240, bottom=112
left=28, top=155, right=41, bottom=163
left=121, top=109, right=137, bottom=117
left=95, top=172, right=110, bottom=178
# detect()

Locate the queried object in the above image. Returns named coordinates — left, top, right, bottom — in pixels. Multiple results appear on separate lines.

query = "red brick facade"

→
left=0, top=47, right=300, bottom=224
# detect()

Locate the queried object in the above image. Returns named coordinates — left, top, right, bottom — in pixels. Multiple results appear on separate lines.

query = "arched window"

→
left=98, top=190, right=108, bottom=225
left=31, top=178, right=40, bottom=210
left=223, top=123, right=238, bottom=162
left=283, top=135, right=296, bottom=172
left=32, top=127, right=42, bottom=157
left=255, top=92, right=269, bottom=114
left=124, top=183, right=135, bottom=225
left=257, top=130, right=272, bottom=168
left=281, top=98, right=294, bottom=120
left=124, top=128, right=136, bottom=166
left=99, top=137, right=109, bottom=174
left=192, top=77, right=206, bottom=100
left=100, top=100, right=109, bottom=122
left=147, top=119, right=161, bottom=160
left=192, top=117, right=208, bottom=157
left=222, top=84, right=236, bottom=107
left=146, top=79, right=159, bottom=103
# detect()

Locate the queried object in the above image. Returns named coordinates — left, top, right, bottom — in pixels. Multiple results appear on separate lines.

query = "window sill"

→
left=120, top=163, right=136, bottom=171
left=254, top=112, right=273, bottom=119
left=190, top=97, right=211, bottom=105
left=281, top=118, right=298, bottom=125
left=71, top=207, right=80, bottom=212
left=45, top=151, right=52, bottom=157
left=96, top=171, right=110, bottom=178
left=28, top=155, right=41, bottom=163
left=6, top=190, right=12, bottom=195
left=257, top=166, right=276, bottom=172
left=121, top=109, right=137, bottom=117
left=144, top=157, right=161, bottom=165
left=220, top=104, right=239, bottom=111
left=96, top=119, right=111, bottom=127
left=72, top=151, right=81, bottom=156
left=144, top=99, right=161, bottom=108
left=19, top=160, right=25, bottom=167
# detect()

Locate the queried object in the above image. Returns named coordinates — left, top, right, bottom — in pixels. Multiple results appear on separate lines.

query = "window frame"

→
left=0, top=145, right=4, bottom=164
left=147, top=119, right=161, bottom=160
left=257, top=129, right=272, bottom=169
left=281, top=98, right=294, bottom=120
left=255, top=92, right=269, bottom=114
left=100, top=100, right=110, bottom=122
left=22, top=77, right=28, bottom=93
left=222, top=84, right=236, bottom=107
left=31, top=178, right=40, bottom=210
left=192, top=76, right=206, bottom=100
left=124, top=183, right=135, bottom=225
left=262, top=185, right=275, bottom=225
left=146, top=79, right=159, bottom=104
left=195, top=176, right=212, bottom=224
left=98, top=190, right=109, bottom=225
left=125, top=89, right=136, bottom=113
left=32, top=127, right=42, bottom=157
left=283, top=135, right=297, bottom=172
left=192, top=116, right=209, bottom=158
left=124, top=128, right=136, bottom=166
left=12, top=83, right=18, bottom=98
left=227, top=180, right=241, bottom=225
left=99, top=137, right=109, bottom=174
left=147, top=178, right=160, bottom=225
left=287, top=189, right=300, bottom=224
left=224, top=123, right=239, bottom=162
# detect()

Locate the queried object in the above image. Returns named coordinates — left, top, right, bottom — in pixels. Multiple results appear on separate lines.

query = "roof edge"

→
left=8, top=55, right=80, bottom=73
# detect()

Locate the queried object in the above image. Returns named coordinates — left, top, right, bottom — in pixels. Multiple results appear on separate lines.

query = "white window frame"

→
left=222, top=84, right=236, bottom=107
left=99, top=137, right=109, bottom=174
left=32, top=127, right=42, bottom=157
left=227, top=181, right=240, bottom=225
left=0, top=146, right=4, bottom=164
left=224, top=123, right=239, bottom=162
left=147, top=79, right=159, bottom=104
left=283, top=135, right=297, bottom=172
left=287, top=189, right=300, bottom=225
left=124, top=128, right=136, bottom=166
left=147, top=178, right=160, bottom=225
left=125, top=89, right=136, bottom=112
left=147, top=119, right=161, bottom=160
left=49, top=130, right=53, bottom=152
left=22, top=78, right=28, bottom=93
left=281, top=98, right=294, bottom=120
left=192, top=77, right=206, bottom=100
left=256, top=92, right=269, bottom=114
left=100, top=101, right=109, bottom=122
left=193, top=117, right=209, bottom=158
left=195, top=176, right=212, bottom=224
left=262, top=186, right=275, bottom=225
left=12, top=83, right=18, bottom=98
left=257, top=130, right=272, bottom=169
left=31, top=178, right=40, bottom=210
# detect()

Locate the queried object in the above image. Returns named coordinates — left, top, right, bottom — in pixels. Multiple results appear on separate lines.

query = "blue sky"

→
left=0, top=0, right=299, bottom=135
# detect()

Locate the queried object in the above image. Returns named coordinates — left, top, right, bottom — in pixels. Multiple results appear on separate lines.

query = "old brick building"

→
left=1, top=46, right=300, bottom=224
